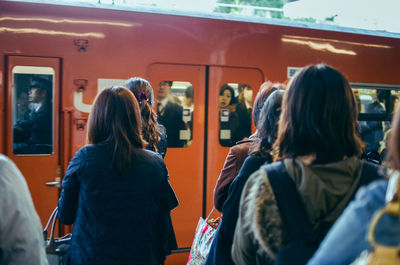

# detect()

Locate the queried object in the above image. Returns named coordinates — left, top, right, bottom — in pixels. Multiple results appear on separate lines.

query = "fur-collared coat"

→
left=231, top=157, right=379, bottom=265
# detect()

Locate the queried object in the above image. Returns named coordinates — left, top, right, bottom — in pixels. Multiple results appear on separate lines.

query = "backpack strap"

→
left=265, top=159, right=382, bottom=265
left=263, top=161, right=312, bottom=241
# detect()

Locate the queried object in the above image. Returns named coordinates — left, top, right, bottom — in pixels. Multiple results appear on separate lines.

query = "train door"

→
left=147, top=63, right=206, bottom=263
left=5, top=56, right=60, bottom=226
left=205, top=66, right=264, bottom=215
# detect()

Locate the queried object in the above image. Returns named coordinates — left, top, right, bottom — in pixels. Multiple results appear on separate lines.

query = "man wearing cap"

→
left=14, top=81, right=52, bottom=154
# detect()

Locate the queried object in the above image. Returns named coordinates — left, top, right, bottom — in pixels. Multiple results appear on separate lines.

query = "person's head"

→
left=184, top=85, right=194, bottom=106
left=28, top=81, right=48, bottom=104
left=377, top=89, right=390, bottom=104
left=238, top=84, right=253, bottom=105
left=274, top=64, right=363, bottom=162
left=157, top=81, right=172, bottom=100
left=219, top=84, right=236, bottom=108
left=252, top=81, right=280, bottom=126
left=87, top=86, right=144, bottom=174
left=125, top=77, right=160, bottom=152
left=250, top=89, right=284, bottom=157
left=125, top=77, right=154, bottom=106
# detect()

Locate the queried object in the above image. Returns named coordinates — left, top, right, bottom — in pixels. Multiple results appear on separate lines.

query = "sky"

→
left=283, top=0, right=400, bottom=33
left=72, top=0, right=400, bottom=34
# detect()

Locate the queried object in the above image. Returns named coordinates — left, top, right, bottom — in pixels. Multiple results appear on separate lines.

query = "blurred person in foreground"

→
left=0, top=154, right=48, bottom=265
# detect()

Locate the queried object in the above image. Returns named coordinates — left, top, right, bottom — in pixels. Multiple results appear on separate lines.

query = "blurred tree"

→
left=214, top=0, right=288, bottom=18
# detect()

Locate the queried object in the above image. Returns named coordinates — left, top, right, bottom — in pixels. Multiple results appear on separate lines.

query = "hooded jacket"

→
left=232, top=156, right=380, bottom=265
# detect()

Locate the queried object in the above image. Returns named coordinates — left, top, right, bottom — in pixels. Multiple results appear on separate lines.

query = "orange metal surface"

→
left=5, top=56, right=60, bottom=226
left=1, top=1, right=400, bottom=264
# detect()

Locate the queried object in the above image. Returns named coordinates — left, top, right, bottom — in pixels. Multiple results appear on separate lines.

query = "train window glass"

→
left=12, top=66, right=54, bottom=155
left=219, top=83, right=253, bottom=147
left=354, top=88, right=391, bottom=114
left=156, top=80, right=193, bottom=148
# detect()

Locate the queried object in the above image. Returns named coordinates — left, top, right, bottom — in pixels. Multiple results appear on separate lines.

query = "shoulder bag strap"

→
left=264, top=161, right=312, bottom=241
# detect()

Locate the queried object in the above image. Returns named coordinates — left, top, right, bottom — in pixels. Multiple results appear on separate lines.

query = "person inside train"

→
left=308, top=105, right=400, bottom=265
left=125, top=77, right=167, bottom=158
left=0, top=154, right=49, bottom=265
left=235, top=84, right=253, bottom=141
left=13, top=80, right=52, bottom=154
left=213, top=81, right=278, bottom=212
left=57, top=86, right=174, bottom=265
left=231, top=64, right=383, bottom=265
left=219, top=84, right=240, bottom=146
left=182, top=85, right=194, bottom=145
left=206, top=89, right=285, bottom=265
left=15, top=91, right=30, bottom=122
left=156, top=81, right=186, bottom=147
left=360, top=89, right=390, bottom=154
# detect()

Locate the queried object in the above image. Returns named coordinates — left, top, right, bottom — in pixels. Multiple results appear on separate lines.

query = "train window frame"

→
left=351, top=82, right=400, bottom=155
left=351, top=83, right=400, bottom=121
left=12, top=65, right=55, bottom=156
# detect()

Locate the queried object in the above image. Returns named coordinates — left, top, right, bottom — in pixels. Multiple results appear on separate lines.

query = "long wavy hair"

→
left=125, top=77, right=160, bottom=152
left=87, top=86, right=144, bottom=174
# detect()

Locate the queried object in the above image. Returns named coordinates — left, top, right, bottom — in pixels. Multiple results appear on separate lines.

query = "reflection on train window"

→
left=354, top=88, right=390, bottom=114
left=353, top=87, right=400, bottom=164
left=219, top=83, right=253, bottom=147
left=156, top=80, right=193, bottom=148
left=12, top=66, right=54, bottom=155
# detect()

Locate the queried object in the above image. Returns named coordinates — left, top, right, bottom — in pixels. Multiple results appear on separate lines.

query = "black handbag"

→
left=43, top=207, right=71, bottom=265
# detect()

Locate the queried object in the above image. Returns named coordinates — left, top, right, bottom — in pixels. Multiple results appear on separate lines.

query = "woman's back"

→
left=59, top=143, right=171, bottom=265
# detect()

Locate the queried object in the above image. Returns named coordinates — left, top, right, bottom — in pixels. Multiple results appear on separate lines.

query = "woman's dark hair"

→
left=274, top=64, right=363, bottom=162
left=252, top=82, right=281, bottom=127
left=87, top=86, right=144, bottom=174
left=388, top=104, right=400, bottom=170
left=219, top=84, right=237, bottom=105
left=125, top=77, right=160, bottom=153
left=250, top=89, right=284, bottom=157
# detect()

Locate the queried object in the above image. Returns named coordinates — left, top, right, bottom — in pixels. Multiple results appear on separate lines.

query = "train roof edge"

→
left=3, top=0, right=400, bottom=40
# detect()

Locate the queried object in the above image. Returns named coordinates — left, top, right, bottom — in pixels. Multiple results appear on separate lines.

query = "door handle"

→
left=46, top=177, right=61, bottom=188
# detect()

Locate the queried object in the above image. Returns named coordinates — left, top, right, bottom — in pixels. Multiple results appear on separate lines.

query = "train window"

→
left=12, top=66, right=54, bottom=155
left=352, top=85, right=400, bottom=161
left=156, top=80, right=193, bottom=148
left=219, top=83, right=253, bottom=147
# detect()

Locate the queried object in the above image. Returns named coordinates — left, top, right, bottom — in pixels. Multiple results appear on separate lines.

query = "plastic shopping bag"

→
left=187, top=208, right=220, bottom=265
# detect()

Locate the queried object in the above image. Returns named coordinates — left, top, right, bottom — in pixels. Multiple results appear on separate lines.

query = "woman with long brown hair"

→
left=125, top=77, right=167, bottom=158
left=58, top=87, right=173, bottom=265
left=232, top=64, right=383, bottom=265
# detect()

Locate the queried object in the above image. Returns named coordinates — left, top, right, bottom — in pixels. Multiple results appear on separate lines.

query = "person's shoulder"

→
left=0, top=154, right=11, bottom=165
left=231, top=138, right=253, bottom=153
left=356, top=179, right=388, bottom=203
left=137, top=148, right=164, bottom=164
left=0, top=155, right=15, bottom=175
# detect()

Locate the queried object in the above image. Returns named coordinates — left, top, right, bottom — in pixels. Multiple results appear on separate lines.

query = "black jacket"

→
left=58, top=143, right=173, bottom=265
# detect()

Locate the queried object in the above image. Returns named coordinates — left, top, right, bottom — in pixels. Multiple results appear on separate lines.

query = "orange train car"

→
left=1, top=1, right=400, bottom=264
